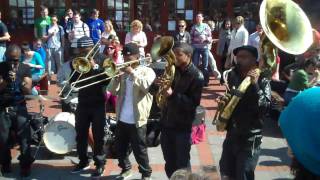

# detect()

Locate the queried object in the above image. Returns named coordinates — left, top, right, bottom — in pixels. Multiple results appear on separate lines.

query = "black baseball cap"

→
left=123, top=43, right=140, bottom=56
left=233, top=45, right=258, bottom=61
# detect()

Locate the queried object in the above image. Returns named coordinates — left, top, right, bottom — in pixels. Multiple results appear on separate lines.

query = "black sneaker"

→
left=70, top=163, right=90, bottom=173
left=91, top=166, right=105, bottom=178
left=116, top=169, right=132, bottom=179
left=1, top=164, right=12, bottom=174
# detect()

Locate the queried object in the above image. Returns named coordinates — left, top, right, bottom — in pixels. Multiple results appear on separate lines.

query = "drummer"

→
left=0, top=45, right=34, bottom=177
left=69, top=36, right=109, bottom=178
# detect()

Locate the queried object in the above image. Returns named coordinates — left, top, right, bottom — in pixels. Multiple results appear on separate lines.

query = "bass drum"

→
left=43, top=112, right=76, bottom=154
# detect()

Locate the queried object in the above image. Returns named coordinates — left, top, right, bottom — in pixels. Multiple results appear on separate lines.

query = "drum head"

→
left=43, top=112, right=76, bottom=154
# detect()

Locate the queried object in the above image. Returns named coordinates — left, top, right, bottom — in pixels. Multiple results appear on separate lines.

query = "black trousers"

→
left=219, top=134, right=262, bottom=180
left=115, top=121, right=152, bottom=177
left=0, top=106, right=34, bottom=167
left=75, top=104, right=106, bottom=167
left=160, top=128, right=192, bottom=178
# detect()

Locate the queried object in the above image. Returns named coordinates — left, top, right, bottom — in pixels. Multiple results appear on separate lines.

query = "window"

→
left=72, top=0, right=96, bottom=21
left=136, top=0, right=162, bottom=32
left=105, top=0, right=131, bottom=32
left=9, top=0, right=34, bottom=28
left=42, top=0, right=66, bottom=18
left=168, top=0, right=193, bottom=31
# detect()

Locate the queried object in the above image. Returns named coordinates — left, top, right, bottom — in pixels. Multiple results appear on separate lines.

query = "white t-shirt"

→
left=47, top=25, right=64, bottom=49
left=125, top=31, right=147, bottom=57
left=70, top=21, right=90, bottom=48
left=119, top=76, right=135, bottom=124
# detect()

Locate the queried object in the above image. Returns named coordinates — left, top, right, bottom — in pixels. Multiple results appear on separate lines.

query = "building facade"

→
left=0, top=0, right=315, bottom=45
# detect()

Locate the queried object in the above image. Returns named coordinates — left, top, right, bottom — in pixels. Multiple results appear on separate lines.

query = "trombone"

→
left=62, top=57, right=152, bottom=96
left=59, top=39, right=101, bottom=99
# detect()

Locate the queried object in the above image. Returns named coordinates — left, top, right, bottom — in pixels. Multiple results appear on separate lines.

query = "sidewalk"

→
left=2, top=76, right=293, bottom=180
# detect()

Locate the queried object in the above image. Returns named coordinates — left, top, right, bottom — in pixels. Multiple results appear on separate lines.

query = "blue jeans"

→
left=0, top=46, right=6, bottom=62
left=160, top=128, right=192, bottom=178
left=192, top=48, right=209, bottom=85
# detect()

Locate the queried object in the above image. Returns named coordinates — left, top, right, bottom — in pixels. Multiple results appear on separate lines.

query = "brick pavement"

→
left=1, top=76, right=293, bottom=180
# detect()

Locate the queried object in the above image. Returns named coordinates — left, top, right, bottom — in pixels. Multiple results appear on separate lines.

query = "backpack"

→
left=70, top=22, right=86, bottom=35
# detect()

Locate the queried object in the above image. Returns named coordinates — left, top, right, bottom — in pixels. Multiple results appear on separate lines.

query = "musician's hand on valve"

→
left=164, top=87, right=173, bottom=97
left=247, top=69, right=260, bottom=84
left=123, top=66, right=134, bottom=74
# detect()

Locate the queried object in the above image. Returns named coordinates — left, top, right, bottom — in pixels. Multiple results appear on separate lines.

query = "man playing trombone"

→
left=108, top=43, right=155, bottom=180
left=68, top=36, right=109, bottom=177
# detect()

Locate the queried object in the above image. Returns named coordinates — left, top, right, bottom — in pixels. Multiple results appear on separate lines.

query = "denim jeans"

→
left=0, top=46, right=6, bottom=62
left=219, top=133, right=262, bottom=180
left=160, top=128, right=192, bottom=178
left=115, top=121, right=152, bottom=177
left=0, top=105, right=34, bottom=167
left=192, top=48, right=209, bottom=85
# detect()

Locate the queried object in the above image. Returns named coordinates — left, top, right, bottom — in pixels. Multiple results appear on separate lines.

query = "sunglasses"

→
left=178, top=25, right=185, bottom=27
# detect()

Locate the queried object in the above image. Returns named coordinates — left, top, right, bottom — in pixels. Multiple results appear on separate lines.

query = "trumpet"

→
left=63, top=57, right=152, bottom=94
left=59, top=39, right=101, bottom=99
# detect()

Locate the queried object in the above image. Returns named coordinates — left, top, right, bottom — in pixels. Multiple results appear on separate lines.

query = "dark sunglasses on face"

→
left=178, top=25, right=185, bottom=27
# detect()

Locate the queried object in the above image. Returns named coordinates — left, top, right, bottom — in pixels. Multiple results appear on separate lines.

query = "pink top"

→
left=125, top=31, right=148, bottom=57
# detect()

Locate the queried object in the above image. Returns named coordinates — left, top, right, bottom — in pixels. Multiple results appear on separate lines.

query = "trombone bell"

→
left=260, top=0, right=313, bottom=55
left=72, top=57, right=92, bottom=74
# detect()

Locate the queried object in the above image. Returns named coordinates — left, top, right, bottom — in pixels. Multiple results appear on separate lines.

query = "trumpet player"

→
left=107, top=43, right=155, bottom=180
left=69, top=36, right=109, bottom=177
left=219, top=45, right=271, bottom=180
left=0, top=45, right=34, bottom=177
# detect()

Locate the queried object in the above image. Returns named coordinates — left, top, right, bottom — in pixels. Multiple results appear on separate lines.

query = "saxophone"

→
left=151, top=36, right=176, bottom=109
left=213, top=0, right=313, bottom=131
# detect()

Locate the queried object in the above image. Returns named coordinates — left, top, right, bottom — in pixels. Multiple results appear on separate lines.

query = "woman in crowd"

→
left=207, top=20, right=221, bottom=79
left=104, top=35, right=123, bottom=111
left=21, top=42, right=45, bottom=95
left=216, top=19, right=232, bottom=78
left=125, top=19, right=147, bottom=57
left=100, top=20, right=116, bottom=53
left=173, top=20, right=191, bottom=44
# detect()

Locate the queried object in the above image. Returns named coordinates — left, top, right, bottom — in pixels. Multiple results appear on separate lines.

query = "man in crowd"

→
left=190, top=13, right=212, bottom=86
left=159, top=42, right=204, bottom=178
left=70, top=36, right=108, bottom=177
left=43, top=15, right=65, bottom=77
left=108, top=43, right=155, bottom=180
left=68, top=11, right=90, bottom=54
left=34, top=6, right=51, bottom=39
left=219, top=45, right=271, bottom=180
left=226, top=16, right=249, bottom=68
left=0, top=11, right=10, bottom=62
left=0, top=45, right=34, bottom=177
left=248, top=23, right=263, bottom=61
left=87, top=9, right=105, bottom=44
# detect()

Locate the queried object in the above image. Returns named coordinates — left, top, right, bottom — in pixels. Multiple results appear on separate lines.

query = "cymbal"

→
left=25, top=95, right=58, bottom=101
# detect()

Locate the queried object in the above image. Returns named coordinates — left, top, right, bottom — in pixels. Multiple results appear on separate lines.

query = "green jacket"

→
left=107, top=66, right=156, bottom=127
left=288, top=69, right=309, bottom=91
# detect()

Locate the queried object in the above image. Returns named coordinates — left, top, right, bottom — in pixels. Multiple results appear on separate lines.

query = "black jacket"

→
left=226, top=67, right=271, bottom=137
left=160, top=62, right=204, bottom=132
left=70, top=53, right=110, bottom=106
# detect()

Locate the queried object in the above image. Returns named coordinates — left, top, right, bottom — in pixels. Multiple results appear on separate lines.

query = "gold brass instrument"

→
left=151, top=36, right=176, bottom=109
left=59, top=39, right=101, bottom=99
left=69, top=57, right=153, bottom=91
left=213, top=0, right=313, bottom=131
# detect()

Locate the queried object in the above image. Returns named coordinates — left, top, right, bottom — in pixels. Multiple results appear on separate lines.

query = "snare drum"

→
left=43, top=112, right=76, bottom=154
